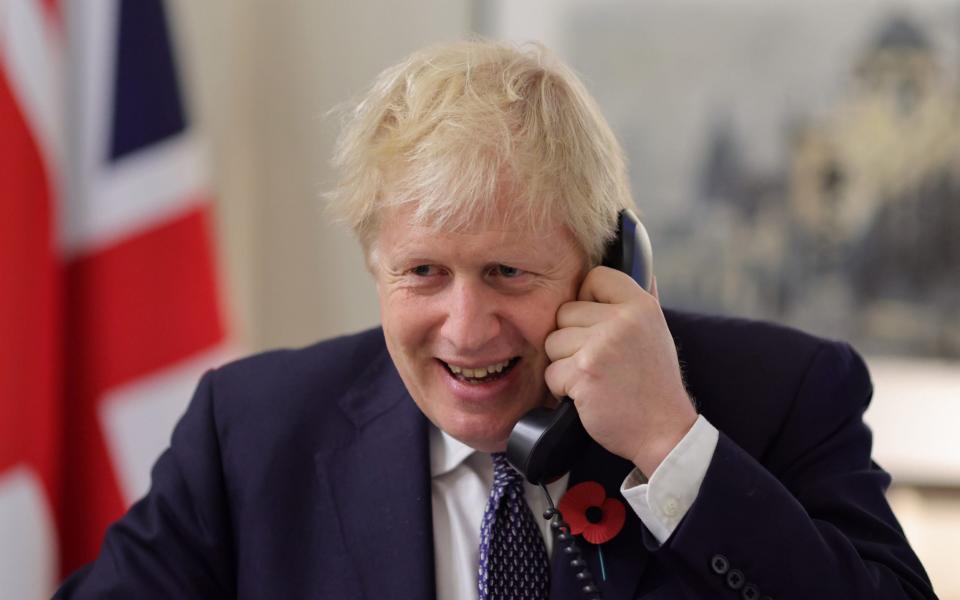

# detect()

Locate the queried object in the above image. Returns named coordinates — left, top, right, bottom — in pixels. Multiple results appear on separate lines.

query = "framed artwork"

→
left=484, top=0, right=960, bottom=483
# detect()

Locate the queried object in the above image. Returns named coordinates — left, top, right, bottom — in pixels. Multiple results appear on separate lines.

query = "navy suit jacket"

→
left=56, top=310, right=937, bottom=599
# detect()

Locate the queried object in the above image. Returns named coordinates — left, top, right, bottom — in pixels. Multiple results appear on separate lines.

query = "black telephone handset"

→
left=506, top=209, right=654, bottom=484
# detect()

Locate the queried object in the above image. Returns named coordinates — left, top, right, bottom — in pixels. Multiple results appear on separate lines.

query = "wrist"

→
left=632, top=412, right=698, bottom=478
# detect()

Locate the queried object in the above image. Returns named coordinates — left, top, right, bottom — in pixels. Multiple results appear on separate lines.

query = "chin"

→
left=464, top=435, right=510, bottom=454
left=441, top=414, right=515, bottom=453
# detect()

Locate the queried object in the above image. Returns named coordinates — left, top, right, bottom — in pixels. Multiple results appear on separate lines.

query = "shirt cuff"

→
left=620, top=415, right=719, bottom=544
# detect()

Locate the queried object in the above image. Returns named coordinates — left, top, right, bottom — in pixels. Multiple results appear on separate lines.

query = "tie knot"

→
left=491, top=452, right=522, bottom=488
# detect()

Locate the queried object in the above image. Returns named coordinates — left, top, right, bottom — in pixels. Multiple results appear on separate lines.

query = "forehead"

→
left=374, top=205, right=585, bottom=266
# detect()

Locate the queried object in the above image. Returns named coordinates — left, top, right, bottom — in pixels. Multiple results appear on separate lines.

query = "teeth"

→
left=446, top=359, right=512, bottom=378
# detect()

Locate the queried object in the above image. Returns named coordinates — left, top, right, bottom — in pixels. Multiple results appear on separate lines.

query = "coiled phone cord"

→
left=539, top=483, right=603, bottom=600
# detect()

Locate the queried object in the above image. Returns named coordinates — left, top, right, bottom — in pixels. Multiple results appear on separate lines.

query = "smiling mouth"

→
left=440, top=358, right=520, bottom=384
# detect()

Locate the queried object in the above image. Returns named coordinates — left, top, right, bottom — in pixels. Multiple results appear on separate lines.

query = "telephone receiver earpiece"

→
left=506, top=209, right=653, bottom=484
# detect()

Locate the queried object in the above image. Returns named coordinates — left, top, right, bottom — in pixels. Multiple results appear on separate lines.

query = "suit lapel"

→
left=550, top=441, right=651, bottom=600
left=317, top=353, right=435, bottom=600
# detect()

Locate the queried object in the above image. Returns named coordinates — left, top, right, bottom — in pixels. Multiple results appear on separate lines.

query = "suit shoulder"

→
left=663, top=308, right=867, bottom=382
left=202, top=327, right=389, bottom=419
left=665, top=308, right=828, bottom=360
left=215, top=327, right=386, bottom=385
left=663, top=309, right=871, bottom=456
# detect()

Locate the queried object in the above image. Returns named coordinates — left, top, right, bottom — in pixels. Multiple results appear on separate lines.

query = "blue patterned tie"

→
left=478, top=452, right=550, bottom=599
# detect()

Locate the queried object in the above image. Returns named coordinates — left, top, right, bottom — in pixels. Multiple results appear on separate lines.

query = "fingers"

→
left=577, top=266, right=644, bottom=303
left=562, top=265, right=660, bottom=326
left=546, top=265, right=662, bottom=400
left=544, top=326, right=589, bottom=361
left=544, top=356, right=576, bottom=399
left=556, top=301, right=615, bottom=329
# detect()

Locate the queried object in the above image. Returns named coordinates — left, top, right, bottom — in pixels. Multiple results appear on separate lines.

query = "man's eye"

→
left=410, top=265, right=436, bottom=276
left=495, top=264, right=523, bottom=278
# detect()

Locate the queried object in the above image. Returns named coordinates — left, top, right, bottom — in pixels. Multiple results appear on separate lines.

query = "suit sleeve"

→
left=54, top=370, right=236, bottom=599
left=651, top=341, right=938, bottom=600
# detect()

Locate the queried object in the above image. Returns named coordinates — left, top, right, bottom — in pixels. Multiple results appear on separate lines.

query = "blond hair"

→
left=326, top=39, right=634, bottom=264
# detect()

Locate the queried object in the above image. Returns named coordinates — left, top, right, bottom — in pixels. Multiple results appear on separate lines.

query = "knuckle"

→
left=574, top=349, right=600, bottom=377
left=615, top=305, right=635, bottom=324
left=639, top=290, right=661, bottom=312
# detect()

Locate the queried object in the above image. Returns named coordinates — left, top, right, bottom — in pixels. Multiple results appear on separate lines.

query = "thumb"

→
left=650, top=275, right=660, bottom=302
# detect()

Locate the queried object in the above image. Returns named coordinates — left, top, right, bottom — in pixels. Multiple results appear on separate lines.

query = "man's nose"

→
left=440, top=277, right=501, bottom=354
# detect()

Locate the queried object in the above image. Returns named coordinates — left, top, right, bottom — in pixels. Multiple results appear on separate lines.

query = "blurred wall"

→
left=168, top=0, right=474, bottom=351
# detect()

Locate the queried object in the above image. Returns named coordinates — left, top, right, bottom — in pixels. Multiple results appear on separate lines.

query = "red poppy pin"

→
left=558, top=481, right=626, bottom=545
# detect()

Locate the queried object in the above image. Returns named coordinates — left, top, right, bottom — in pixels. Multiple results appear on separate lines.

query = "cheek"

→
left=380, top=294, right=437, bottom=353
left=513, top=280, right=581, bottom=349
left=508, top=300, right=562, bottom=349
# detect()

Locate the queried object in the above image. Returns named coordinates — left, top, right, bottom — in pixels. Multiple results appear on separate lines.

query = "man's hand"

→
left=544, top=267, right=697, bottom=477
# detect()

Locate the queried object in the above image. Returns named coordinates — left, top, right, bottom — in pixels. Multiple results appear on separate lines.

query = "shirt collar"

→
left=429, top=424, right=478, bottom=478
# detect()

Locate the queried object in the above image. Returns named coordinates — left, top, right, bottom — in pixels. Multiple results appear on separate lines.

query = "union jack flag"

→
left=0, top=0, right=230, bottom=595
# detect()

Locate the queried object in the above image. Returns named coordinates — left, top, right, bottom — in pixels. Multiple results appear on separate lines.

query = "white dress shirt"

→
left=429, top=415, right=719, bottom=599
left=620, top=415, right=720, bottom=544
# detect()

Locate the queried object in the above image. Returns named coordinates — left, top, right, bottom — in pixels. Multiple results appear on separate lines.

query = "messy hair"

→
left=326, top=39, right=634, bottom=264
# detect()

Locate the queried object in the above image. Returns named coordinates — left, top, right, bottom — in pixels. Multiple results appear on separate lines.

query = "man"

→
left=57, top=40, right=936, bottom=599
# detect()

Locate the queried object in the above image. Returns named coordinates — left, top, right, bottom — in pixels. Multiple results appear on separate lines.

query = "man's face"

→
left=373, top=207, right=588, bottom=452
